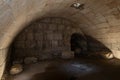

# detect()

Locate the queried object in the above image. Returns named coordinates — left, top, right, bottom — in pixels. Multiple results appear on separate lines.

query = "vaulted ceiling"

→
left=0, top=0, right=120, bottom=78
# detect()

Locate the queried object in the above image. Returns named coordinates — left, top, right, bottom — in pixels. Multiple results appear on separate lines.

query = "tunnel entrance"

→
left=70, top=33, right=87, bottom=57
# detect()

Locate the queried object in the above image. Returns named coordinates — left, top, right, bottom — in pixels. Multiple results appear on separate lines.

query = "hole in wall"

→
left=70, top=33, right=87, bottom=57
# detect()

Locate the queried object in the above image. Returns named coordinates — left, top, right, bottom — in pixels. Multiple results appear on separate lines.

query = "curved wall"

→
left=0, top=0, right=120, bottom=79
left=11, top=17, right=84, bottom=60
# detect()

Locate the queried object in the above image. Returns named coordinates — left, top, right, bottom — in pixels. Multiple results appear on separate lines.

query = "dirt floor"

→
left=5, top=58, right=120, bottom=80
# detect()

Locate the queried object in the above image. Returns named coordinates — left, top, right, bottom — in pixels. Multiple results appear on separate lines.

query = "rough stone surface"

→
left=24, top=57, right=38, bottom=64
left=103, top=52, right=114, bottom=59
left=0, top=0, right=120, bottom=79
left=13, top=60, right=23, bottom=64
left=10, top=64, right=23, bottom=75
left=62, top=51, right=74, bottom=59
left=12, top=18, right=83, bottom=61
left=93, top=52, right=114, bottom=59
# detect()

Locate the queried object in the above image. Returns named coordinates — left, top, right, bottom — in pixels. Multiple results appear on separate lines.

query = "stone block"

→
left=112, top=50, right=120, bottom=59
left=57, top=24, right=65, bottom=31
left=36, top=40, right=43, bottom=48
left=48, top=24, right=57, bottom=31
left=101, top=52, right=114, bottom=59
left=25, top=40, right=36, bottom=48
left=51, top=40, right=58, bottom=47
left=62, top=50, right=74, bottom=59
left=14, top=41, right=25, bottom=48
left=34, top=33, right=43, bottom=40
left=10, top=64, right=23, bottom=75
left=24, top=57, right=38, bottom=64
left=54, top=33, right=62, bottom=40
left=40, top=18, right=51, bottom=23
left=39, top=53, right=52, bottom=60
left=46, top=33, right=54, bottom=40
left=15, top=33, right=26, bottom=41
left=13, top=59, right=23, bottom=64
left=26, top=33, right=34, bottom=40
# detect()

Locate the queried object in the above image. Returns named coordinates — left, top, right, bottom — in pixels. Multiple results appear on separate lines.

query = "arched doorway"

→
left=70, top=33, right=87, bottom=57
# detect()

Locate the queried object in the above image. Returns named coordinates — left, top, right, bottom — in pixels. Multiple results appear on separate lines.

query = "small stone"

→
left=24, top=57, right=38, bottom=64
left=10, top=64, right=23, bottom=75
left=62, top=51, right=74, bottom=59
left=101, top=52, right=114, bottom=59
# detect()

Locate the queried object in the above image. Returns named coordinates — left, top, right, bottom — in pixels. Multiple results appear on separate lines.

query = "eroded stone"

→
left=10, top=64, right=23, bottom=75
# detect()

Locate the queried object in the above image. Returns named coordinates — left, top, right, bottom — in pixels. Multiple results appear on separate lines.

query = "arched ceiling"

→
left=0, top=0, right=120, bottom=56
left=0, top=0, right=120, bottom=79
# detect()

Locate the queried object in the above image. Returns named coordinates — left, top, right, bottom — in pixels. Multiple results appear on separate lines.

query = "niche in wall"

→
left=70, top=33, right=87, bottom=57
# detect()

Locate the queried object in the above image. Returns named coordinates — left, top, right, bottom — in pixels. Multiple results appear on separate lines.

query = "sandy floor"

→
left=7, top=58, right=120, bottom=80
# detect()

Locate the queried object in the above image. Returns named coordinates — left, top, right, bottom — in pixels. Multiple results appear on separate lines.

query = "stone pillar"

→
left=0, top=48, right=8, bottom=79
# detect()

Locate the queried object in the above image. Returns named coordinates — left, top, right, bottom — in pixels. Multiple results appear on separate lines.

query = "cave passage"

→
left=70, top=33, right=87, bottom=57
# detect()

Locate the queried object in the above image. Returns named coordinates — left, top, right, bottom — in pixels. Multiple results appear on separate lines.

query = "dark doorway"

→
left=70, top=33, right=87, bottom=57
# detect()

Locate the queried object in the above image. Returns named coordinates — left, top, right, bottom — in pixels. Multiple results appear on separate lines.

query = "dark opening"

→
left=70, top=33, right=87, bottom=57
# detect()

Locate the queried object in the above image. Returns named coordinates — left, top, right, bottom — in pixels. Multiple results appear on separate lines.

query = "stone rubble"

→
left=10, top=64, right=23, bottom=75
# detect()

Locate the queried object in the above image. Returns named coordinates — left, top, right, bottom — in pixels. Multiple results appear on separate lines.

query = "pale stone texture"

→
left=10, top=64, right=23, bottom=75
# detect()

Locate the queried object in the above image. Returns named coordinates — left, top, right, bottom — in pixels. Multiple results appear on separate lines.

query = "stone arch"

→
left=9, top=17, right=85, bottom=62
left=0, top=0, right=120, bottom=79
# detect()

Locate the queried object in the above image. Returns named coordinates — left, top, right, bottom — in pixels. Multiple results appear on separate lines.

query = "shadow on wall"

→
left=85, top=35, right=111, bottom=52
left=85, top=35, right=113, bottom=58
left=70, top=33, right=113, bottom=59
left=70, top=33, right=87, bottom=57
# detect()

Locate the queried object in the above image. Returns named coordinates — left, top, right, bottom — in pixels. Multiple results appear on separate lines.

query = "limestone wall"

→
left=0, top=0, right=120, bottom=79
left=11, top=17, right=84, bottom=60
left=0, top=48, right=8, bottom=80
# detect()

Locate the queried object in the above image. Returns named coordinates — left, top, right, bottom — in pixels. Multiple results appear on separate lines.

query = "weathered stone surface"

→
left=101, top=52, right=114, bottom=59
left=0, top=0, right=120, bottom=79
left=13, top=59, right=23, bottom=64
left=10, top=64, right=23, bottom=75
left=62, top=51, right=74, bottom=59
left=24, top=57, right=38, bottom=64
left=12, top=18, right=83, bottom=60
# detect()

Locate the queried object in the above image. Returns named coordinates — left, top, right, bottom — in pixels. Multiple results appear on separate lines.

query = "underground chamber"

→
left=3, top=17, right=120, bottom=80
